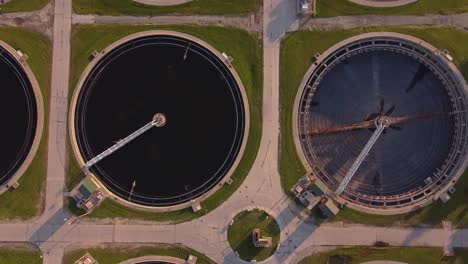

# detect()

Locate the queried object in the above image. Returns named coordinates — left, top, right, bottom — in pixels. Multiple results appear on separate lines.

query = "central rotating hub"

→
left=375, top=116, right=391, bottom=128
left=153, top=113, right=167, bottom=127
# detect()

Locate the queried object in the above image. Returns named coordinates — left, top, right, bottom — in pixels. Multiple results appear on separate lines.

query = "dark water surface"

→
left=305, top=50, right=454, bottom=196
left=0, top=46, right=37, bottom=186
left=75, top=35, right=245, bottom=206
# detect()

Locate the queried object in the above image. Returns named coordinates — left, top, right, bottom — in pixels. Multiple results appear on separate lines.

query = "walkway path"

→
left=1, top=222, right=467, bottom=263
left=0, top=1, right=468, bottom=264
left=293, top=12, right=468, bottom=30
left=0, top=2, right=53, bottom=37
left=39, top=0, right=72, bottom=261
left=72, top=13, right=262, bottom=33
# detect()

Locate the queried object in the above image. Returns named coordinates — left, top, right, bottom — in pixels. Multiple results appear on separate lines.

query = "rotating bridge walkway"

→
left=83, top=114, right=166, bottom=173
left=336, top=118, right=387, bottom=194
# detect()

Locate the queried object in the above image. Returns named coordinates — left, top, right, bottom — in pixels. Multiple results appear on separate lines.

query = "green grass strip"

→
left=0, top=246, right=42, bottom=264
left=0, top=0, right=49, bottom=13
left=63, top=244, right=215, bottom=264
left=298, top=247, right=468, bottom=264
left=73, top=0, right=262, bottom=16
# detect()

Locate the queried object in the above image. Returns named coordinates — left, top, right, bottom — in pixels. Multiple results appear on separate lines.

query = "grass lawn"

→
left=316, top=0, right=468, bottom=17
left=66, top=24, right=262, bottom=222
left=280, top=26, right=468, bottom=227
left=0, top=245, right=42, bottom=264
left=0, top=27, right=50, bottom=220
left=0, top=0, right=49, bottom=12
left=298, top=247, right=468, bottom=264
left=227, top=209, right=280, bottom=262
left=62, top=243, right=214, bottom=264
left=72, top=0, right=262, bottom=16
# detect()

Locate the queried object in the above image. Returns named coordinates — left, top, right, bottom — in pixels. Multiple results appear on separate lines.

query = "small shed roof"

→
left=82, top=177, right=98, bottom=193
left=319, top=199, right=340, bottom=218
left=310, top=179, right=328, bottom=196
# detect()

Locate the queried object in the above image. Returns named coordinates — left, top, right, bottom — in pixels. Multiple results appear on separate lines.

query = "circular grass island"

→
left=227, top=209, right=280, bottom=262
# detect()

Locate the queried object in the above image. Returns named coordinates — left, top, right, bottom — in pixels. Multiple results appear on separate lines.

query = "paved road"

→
left=1, top=222, right=467, bottom=262
left=0, top=0, right=468, bottom=263
left=39, top=0, right=73, bottom=261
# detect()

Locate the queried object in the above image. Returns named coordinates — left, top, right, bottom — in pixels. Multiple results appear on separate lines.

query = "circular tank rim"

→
left=69, top=30, right=250, bottom=212
left=347, top=0, right=418, bottom=7
left=0, top=39, right=44, bottom=195
left=132, top=0, right=192, bottom=7
left=292, top=32, right=468, bottom=215
left=118, top=255, right=185, bottom=264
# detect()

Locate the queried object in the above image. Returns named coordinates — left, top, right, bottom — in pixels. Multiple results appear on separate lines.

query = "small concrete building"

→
left=309, top=178, right=328, bottom=196
left=319, top=198, right=340, bottom=218
left=71, top=176, right=105, bottom=212
left=299, top=191, right=321, bottom=210
left=186, top=255, right=198, bottom=264
left=440, top=192, right=451, bottom=203
left=292, top=175, right=312, bottom=197
left=252, top=228, right=272, bottom=248
left=74, top=252, right=98, bottom=264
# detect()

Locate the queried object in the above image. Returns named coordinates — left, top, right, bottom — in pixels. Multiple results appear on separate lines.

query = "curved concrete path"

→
left=348, top=0, right=418, bottom=7
left=133, top=0, right=191, bottom=6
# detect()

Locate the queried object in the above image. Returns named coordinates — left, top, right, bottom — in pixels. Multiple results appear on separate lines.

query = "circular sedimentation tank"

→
left=295, top=32, right=468, bottom=213
left=70, top=31, right=248, bottom=209
left=0, top=41, right=42, bottom=192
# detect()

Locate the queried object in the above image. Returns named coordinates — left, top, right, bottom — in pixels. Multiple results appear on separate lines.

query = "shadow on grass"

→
left=65, top=197, right=86, bottom=216
left=460, top=61, right=468, bottom=81
left=233, top=235, right=266, bottom=261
